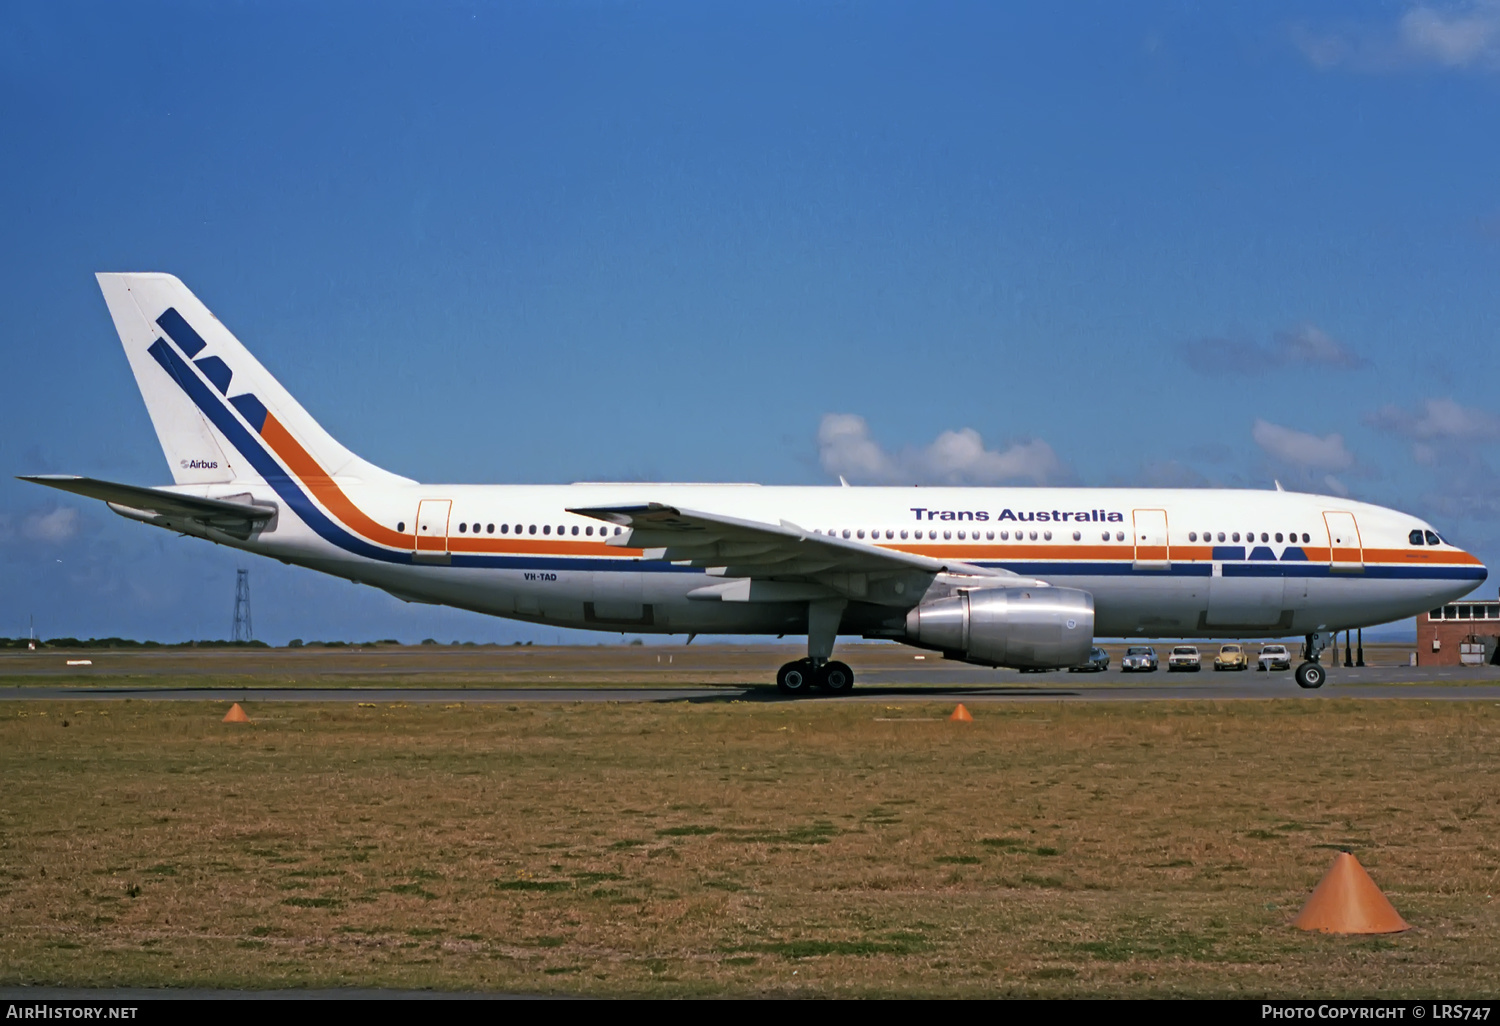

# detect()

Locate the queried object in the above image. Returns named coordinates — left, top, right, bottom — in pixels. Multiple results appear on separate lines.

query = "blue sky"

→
left=3, top=1, right=1498, bottom=644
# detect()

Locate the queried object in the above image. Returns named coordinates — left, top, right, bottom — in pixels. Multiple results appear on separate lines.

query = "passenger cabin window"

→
left=458, top=523, right=466, bottom=533
left=397, top=521, right=405, bottom=532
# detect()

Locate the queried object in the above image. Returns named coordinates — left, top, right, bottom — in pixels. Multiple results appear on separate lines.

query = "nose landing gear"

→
left=1294, top=661, right=1326, bottom=689
left=1295, top=631, right=1333, bottom=690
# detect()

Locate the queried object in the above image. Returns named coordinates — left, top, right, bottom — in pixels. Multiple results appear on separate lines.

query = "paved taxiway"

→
left=4, top=643, right=1498, bottom=702
left=5, top=669, right=1500, bottom=703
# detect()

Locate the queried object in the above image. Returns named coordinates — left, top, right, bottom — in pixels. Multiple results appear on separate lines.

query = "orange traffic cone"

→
left=222, top=703, right=251, bottom=723
left=949, top=704, right=973, bottom=722
left=1292, top=852, right=1410, bottom=934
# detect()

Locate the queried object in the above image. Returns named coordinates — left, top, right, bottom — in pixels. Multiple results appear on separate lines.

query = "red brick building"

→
left=1417, top=595, right=1500, bottom=666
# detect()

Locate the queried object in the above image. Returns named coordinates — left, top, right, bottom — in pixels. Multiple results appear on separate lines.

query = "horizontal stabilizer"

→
left=20, top=475, right=275, bottom=540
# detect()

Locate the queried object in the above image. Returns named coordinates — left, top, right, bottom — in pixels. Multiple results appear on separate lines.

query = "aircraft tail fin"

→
left=96, top=273, right=412, bottom=487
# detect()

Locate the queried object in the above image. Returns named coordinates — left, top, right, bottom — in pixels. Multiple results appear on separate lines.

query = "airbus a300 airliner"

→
left=23, top=274, right=1488, bottom=693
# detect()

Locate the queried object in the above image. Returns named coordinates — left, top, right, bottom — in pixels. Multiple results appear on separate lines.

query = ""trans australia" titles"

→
left=910, top=507, right=1125, bottom=523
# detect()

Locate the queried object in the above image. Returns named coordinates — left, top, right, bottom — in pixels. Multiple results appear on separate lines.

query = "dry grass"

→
left=2, top=699, right=1498, bottom=996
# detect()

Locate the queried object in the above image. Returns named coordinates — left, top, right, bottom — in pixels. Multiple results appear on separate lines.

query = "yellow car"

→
left=1214, top=644, right=1249, bottom=671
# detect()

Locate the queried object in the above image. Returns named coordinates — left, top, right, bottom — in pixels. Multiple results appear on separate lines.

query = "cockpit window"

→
left=1410, top=529, right=1425, bottom=546
left=1425, top=530, right=1442, bottom=546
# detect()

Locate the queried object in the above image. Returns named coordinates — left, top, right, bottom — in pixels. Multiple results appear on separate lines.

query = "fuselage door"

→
left=1132, top=509, right=1170, bottom=570
left=1323, top=511, right=1364, bottom=573
left=414, top=499, right=453, bottom=564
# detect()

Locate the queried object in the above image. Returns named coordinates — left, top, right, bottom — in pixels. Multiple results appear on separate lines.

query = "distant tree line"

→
left=0, top=638, right=271, bottom=649
left=1, top=637, right=541, bottom=649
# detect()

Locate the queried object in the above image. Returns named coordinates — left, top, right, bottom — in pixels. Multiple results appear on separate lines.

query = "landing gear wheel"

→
left=1295, top=661, right=1326, bottom=690
left=817, top=660, right=854, bottom=695
left=776, top=660, right=815, bottom=696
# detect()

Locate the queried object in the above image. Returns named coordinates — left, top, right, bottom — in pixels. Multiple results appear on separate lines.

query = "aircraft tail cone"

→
left=1292, top=852, right=1410, bottom=934
left=949, top=704, right=973, bottom=723
left=222, top=703, right=251, bottom=724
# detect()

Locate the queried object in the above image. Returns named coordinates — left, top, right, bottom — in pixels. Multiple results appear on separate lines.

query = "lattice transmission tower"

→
left=232, top=569, right=253, bottom=642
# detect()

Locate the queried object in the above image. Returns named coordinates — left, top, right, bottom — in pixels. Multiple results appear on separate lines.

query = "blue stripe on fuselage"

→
left=147, top=337, right=695, bottom=573
left=144, top=337, right=1488, bottom=585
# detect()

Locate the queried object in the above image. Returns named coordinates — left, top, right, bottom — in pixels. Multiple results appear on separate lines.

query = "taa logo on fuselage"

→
left=179, top=459, right=219, bottom=469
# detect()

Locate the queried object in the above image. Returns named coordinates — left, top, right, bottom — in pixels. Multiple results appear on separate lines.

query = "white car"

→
left=1121, top=646, right=1159, bottom=672
left=1257, top=644, right=1293, bottom=672
left=1167, top=645, right=1201, bottom=672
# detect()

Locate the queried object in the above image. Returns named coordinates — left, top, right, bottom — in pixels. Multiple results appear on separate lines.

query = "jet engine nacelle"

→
left=903, top=586, right=1095, bottom=669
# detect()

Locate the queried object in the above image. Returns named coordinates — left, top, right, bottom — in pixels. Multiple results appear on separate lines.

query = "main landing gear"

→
left=1295, top=631, right=1332, bottom=690
left=775, top=598, right=854, bottom=697
left=775, top=658, right=855, bottom=696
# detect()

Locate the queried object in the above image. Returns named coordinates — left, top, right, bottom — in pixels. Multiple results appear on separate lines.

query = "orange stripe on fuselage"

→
left=261, top=414, right=410, bottom=548
left=249, top=424, right=1484, bottom=569
left=259, top=413, right=641, bottom=555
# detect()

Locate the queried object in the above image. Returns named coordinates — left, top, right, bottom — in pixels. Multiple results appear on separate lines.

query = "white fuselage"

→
left=158, top=481, right=1485, bottom=642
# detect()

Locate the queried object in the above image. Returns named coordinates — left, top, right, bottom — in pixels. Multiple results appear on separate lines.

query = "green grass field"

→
left=2, top=698, right=1497, bottom=996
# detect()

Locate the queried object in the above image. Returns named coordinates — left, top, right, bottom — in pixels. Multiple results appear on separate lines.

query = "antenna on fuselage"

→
left=1274, top=480, right=1284, bottom=492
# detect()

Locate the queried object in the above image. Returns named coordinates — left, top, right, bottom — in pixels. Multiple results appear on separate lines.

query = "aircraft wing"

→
left=19, top=475, right=275, bottom=540
left=568, top=502, right=1028, bottom=605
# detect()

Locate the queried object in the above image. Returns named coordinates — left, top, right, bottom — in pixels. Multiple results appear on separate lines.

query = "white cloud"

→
left=1401, top=2, right=1500, bottom=66
left=1367, top=397, right=1500, bottom=465
left=818, top=414, right=1062, bottom=486
left=1294, top=2, right=1500, bottom=72
left=1251, top=419, right=1355, bottom=472
left=1178, top=323, right=1367, bottom=374
left=1273, top=325, right=1368, bottom=369
left=21, top=507, right=80, bottom=543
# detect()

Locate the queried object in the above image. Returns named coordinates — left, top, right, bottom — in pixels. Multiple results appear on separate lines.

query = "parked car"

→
left=1121, top=646, right=1159, bottom=672
left=1069, top=647, right=1110, bottom=672
left=1257, top=644, right=1293, bottom=671
left=1167, top=645, right=1201, bottom=672
left=1214, top=644, right=1249, bottom=671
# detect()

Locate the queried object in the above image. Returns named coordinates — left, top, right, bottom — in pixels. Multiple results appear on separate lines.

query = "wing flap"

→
left=568, top=501, right=1023, bottom=603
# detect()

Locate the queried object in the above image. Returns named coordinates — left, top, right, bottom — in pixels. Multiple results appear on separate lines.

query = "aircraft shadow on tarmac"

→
left=688, top=685, right=1082, bottom=703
